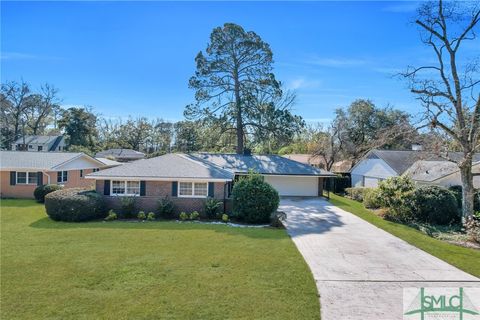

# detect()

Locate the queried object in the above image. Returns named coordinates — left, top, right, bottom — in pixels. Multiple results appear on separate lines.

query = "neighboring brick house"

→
left=86, top=153, right=336, bottom=214
left=0, top=151, right=119, bottom=199
left=86, top=153, right=233, bottom=214
left=11, top=135, right=66, bottom=152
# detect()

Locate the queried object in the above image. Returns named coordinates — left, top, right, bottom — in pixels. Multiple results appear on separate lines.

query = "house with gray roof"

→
left=11, top=135, right=66, bottom=152
left=350, top=148, right=480, bottom=187
left=85, top=152, right=336, bottom=214
left=0, top=151, right=118, bottom=199
left=95, top=149, right=145, bottom=162
left=405, top=160, right=480, bottom=188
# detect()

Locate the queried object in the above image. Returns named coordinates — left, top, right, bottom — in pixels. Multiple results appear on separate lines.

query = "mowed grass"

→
left=329, top=194, right=480, bottom=278
left=0, top=199, right=320, bottom=319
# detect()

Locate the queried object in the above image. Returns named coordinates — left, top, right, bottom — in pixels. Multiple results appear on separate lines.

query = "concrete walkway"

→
left=280, top=197, right=479, bottom=320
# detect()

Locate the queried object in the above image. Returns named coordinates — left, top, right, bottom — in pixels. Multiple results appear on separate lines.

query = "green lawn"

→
left=0, top=199, right=320, bottom=319
left=329, top=193, right=480, bottom=278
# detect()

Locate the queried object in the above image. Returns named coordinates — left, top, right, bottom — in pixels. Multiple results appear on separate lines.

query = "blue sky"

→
left=1, top=1, right=441, bottom=123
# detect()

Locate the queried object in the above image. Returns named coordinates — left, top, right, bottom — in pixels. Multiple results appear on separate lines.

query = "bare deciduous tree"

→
left=403, top=0, right=479, bottom=219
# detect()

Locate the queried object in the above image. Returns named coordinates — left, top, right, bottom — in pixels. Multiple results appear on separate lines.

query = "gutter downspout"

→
left=43, top=171, right=51, bottom=184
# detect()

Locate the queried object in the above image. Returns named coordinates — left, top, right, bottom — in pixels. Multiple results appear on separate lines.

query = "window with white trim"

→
left=111, top=181, right=140, bottom=196
left=16, top=172, right=37, bottom=185
left=178, top=182, right=208, bottom=197
left=57, top=171, right=68, bottom=183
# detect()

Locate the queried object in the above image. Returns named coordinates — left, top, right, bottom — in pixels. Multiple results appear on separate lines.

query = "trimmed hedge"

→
left=411, top=185, right=459, bottom=225
left=448, top=185, right=480, bottom=211
left=232, top=173, right=279, bottom=223
left=45, top=188, right=106, bottom=222
left=34, top=184, right=63, bottom=203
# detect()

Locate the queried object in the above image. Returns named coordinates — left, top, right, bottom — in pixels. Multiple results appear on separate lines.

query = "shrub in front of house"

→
left=410, top=186, right=459, bottom=225
left=158, top=196, right=175, bottom=219
left=45, top=188, right=106, bottom=222
left=377, top=176, right=415, bottom=223
left=345, top=187, right=370, bottom=202
left=137, top=211, right=146, bottom=220
left=204, top=197, right=222, bottom=219
left=222, top=214, right=229, bottom=222
left=363, top=188, right=382, bottom=209
left=34, top=184, right=63, bottom=203
left=179, top=212, right=188, bottom=221
left=232, top=173, right=280, bottom=224
left=147, top=212, right=156, bottom=221
left=119, top=196, right=137, bottom=219
left=104, top=210, right=118, bottom=221
left=190, top=211, right=200, bottom=220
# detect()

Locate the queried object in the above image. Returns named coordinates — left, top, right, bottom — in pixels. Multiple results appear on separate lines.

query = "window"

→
left=80, top=170, right=83, bottom=177
left=38, top=146, right=43, bottom=151
left=93, top=168, right=100, bottom=172
left=111, top=181, right=140, bottom=196
left=16, top=172, right=37, bottom=185
left=178, top=182, right=208, bottom=198
left=194, top=182, right=208, bottom=197
left=57, top=171, right=68, bottom=183
left=126, top=181, right=140, bottom=195
left=28, top=145, right=33, bottom=149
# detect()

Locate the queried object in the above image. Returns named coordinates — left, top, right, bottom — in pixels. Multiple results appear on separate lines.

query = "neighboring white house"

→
left=351, top=149, right=480, bottom=188
left=405, top=160, right=480, bottom=188
left=11, top=135, right=66, bottom=152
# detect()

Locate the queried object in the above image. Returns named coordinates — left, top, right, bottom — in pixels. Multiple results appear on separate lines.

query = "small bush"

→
left=137, top=211, right=146, bottom=220
left=410, top=186, right=459, bottom=225
left=158, top=196, right=175, bottom=219
left=222, top=214, right=229, bottom=222
left=147, top=212, right=155, bottom=221
left=179, top=212, right=188, bottom=221
left=363, top=188, right=382, bottom=209
left=232, top=173, right=280, bottom=223
left=271, top=211, right=286, bottom=228
left=190, top=211, right=200, bottom=220
left=378, top=176, right=415, bottom=223
left=120, top=196, right=137, bottom=219
left=104, top=210, right=117, bottom=221
left=204, top=197, right=222, bottom=219
left=45, top=188, right=106, bottom=222
left=34, top=184, right=63, bottom=203
left=345, top=187, right=370, bottom=202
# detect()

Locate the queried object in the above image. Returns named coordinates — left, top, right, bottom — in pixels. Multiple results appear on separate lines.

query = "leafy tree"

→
left=117, top=117, right=152, bottom=150
left=334, top=99, right=415, bottom=164
left=0, top=80, right=31, bottom=148
left=402, top=0, right=479, bottom=219
left=174, top=121, right=200, bottom=152
left=24, top=84, right=60, bottom=135
left=186, top=23, right=300, bottom=154
left=58, top=107, right=98, bottom=149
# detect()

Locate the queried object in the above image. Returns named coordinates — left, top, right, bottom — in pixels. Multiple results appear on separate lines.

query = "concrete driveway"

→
left=280, top=197, right=479, bottom=320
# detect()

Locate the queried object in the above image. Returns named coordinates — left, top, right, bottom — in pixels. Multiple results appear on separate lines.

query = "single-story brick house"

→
left=86, top=153, right=335, bottom=214
left=0, top=151, right=120, bottom=199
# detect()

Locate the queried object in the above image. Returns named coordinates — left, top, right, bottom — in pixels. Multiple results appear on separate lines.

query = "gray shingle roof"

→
left=403, top=160, right=460, bottom=182
left=87, top=153, right=233, bottom=180
left=0, top=151, right=89, bottom=170
left=192, top=153, right=335, bottom=176
left=13, top=135, right=62, bottom=146
left=368, top=149, right=480, bottom=175
left=95, top=157, right=123, bottom=167
left=95, top=149, right=145, bottom=160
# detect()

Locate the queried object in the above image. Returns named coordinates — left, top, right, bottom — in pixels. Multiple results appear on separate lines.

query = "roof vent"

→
left=411, top=144, right=423, bottom=151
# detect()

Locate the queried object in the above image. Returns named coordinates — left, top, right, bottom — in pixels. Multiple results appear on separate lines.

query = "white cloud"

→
left=287, top=77, right=322, bottom=90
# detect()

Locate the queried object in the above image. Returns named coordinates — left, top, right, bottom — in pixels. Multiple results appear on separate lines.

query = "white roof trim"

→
left=51, top=154, right=106, bottom=170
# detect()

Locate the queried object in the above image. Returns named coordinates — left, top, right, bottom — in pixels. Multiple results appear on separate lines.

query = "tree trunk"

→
left=233, top=68, right=244, bottom=154
left=459, top=155, right=475, bottom=221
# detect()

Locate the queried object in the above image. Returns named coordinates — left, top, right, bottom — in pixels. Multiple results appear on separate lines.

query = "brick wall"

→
left=1, top=169, right=95, bottom=199
left=96, top=179, right=228, bottom=216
